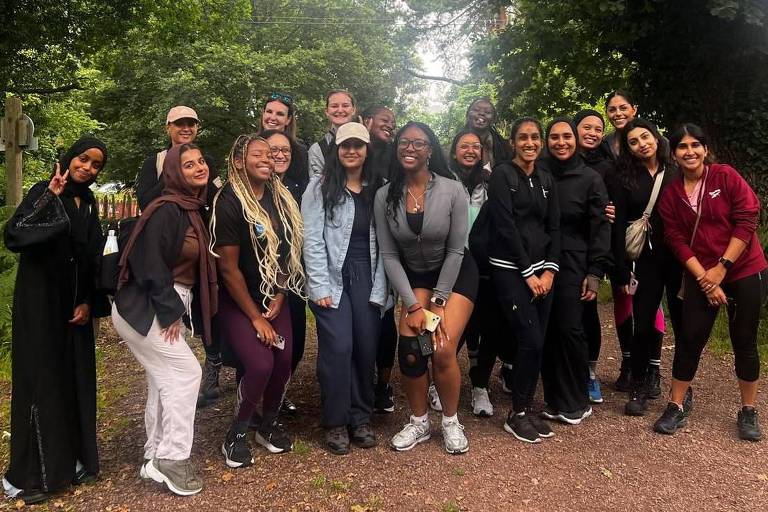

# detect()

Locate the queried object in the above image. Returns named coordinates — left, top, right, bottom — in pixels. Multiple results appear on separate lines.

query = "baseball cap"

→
left=166, top=106, right=200, bottom=124
left=335, top=122, right=370, bottom=145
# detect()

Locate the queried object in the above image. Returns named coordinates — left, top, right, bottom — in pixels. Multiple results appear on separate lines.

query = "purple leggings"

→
left=218, top=291, right=293, bottom=422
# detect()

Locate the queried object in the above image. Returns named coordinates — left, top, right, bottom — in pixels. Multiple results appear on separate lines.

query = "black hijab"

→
left=542, top=117, right=582, bottom=176
left=55, top=136, right=108, bottom=263
left=57, top=135, right=108, bottom=205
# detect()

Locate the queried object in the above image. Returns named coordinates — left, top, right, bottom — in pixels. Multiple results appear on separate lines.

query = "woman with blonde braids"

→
left=211, top=135, right=305, bottom=467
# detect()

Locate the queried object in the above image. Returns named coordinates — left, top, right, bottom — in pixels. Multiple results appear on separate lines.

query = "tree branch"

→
left=404, top=68, right=468, bottom=85
left=9, top=83, right=83, bottom=95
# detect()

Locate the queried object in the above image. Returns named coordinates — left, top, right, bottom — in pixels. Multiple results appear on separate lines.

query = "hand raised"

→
left=48, top=162, right=70, bottom=196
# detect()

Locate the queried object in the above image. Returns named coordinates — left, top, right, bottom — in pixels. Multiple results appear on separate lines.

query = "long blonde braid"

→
left=209, top=135, right=305, bottom=308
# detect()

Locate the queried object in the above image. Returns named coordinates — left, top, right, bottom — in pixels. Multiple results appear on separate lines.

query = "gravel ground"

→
left=2, top=304, right=767, bottom=511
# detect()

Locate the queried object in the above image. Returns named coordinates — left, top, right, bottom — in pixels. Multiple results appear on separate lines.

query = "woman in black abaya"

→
left=3, top=136, right=108, bottom=504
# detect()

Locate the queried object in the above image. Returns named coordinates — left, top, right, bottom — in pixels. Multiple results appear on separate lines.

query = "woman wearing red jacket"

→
left=657, top=123, right=767, bottom=441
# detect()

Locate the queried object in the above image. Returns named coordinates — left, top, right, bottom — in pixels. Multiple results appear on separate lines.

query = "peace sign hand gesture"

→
left=48, top=163, right=69, bottom=196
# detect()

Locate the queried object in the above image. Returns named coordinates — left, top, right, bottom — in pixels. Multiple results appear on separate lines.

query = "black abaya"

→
left=3, top=181, right=104, bottom=493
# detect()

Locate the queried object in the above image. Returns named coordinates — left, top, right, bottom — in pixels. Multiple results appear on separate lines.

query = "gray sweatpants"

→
left=111, top=284, right=201, bottom=460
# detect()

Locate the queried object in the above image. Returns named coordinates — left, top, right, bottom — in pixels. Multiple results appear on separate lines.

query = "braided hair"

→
left=209, top=135, right=305, bottom=305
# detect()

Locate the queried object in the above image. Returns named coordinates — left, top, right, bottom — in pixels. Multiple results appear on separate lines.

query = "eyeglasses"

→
left=269, top=92, right=293, bottom=105
left=398, top=138, right=430, bottom=151
left=270, top=146, right=292, bottom=156
left=458, top=143, right=482, bottom=151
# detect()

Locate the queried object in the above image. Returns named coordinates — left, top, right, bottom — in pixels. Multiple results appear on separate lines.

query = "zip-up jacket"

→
left=486, top=161, right=560, bottom=277
left=659, top=163, right=767, bottom=283
left=374, top=174, right=468, bottom=308
left=540, top=157, right=612, bottom=282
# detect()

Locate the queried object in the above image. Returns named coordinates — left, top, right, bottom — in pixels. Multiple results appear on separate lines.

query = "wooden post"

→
left=3, top=96, right=23, bottom=207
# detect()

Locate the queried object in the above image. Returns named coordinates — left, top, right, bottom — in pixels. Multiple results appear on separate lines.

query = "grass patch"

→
left=708, top=306, right=768, bottom=365
left=310, top=474, right=327, bottom=488
left=453, top=467, right=465, bottom=476
left=293, top=438, right=310, bottom=456
left=442, top=502, right=460, bottom=512
left=330, top=479, right=350, bottom=493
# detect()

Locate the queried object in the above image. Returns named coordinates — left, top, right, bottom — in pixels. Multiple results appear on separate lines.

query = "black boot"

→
left=646, top=365, right=661, bottom=399
left=615, top=358, right=632, bottom=392
left=624, top=379, right=650, bottom=416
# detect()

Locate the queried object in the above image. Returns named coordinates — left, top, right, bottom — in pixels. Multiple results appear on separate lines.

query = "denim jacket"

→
left=301, top=176, right=389, bottom=310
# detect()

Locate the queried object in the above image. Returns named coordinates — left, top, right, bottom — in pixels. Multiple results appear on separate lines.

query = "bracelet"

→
left=405, top=305, right=422, bottom=317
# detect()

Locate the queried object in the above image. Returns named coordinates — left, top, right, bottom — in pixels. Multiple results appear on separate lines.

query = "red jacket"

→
left=659, top=163, right=766, bottom=283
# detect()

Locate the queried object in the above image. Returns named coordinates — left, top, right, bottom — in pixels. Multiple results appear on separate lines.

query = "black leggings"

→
left=289, top=292, right=307, bottom=373
left=464, top=277, right=510, bottom=389
left=493, top=269, right=553, bottom=412
left=673, top=271, right=766, bottom=382
left=583, top=299, right=601, bottom=364
left=376, top=307, right=398, bottom=372
left=629, top=249, right=682, bottom=381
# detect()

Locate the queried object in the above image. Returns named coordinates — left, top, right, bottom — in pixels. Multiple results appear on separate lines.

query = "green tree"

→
left=482, top=1, right=768, bottom=206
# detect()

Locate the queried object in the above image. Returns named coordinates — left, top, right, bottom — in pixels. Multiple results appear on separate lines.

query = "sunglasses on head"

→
left=269, top=92, right=293, bottom=105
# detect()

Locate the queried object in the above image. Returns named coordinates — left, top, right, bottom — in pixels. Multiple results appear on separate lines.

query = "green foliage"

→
left=477, top=0, right=768, bottom=206
left=87, top=0, right=416, bottom=182
left=0, top=206, right=19, bottom=361
left=0, top=1, right=148, bottom=94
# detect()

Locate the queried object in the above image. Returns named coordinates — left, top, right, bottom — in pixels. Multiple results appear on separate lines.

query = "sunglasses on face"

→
left=397, top=138, right=430, bottom=151
left=269, top=92, right=293, bottom=105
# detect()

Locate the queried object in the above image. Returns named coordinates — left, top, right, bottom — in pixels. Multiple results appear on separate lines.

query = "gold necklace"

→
left=407, top=187, right=426, bottom=213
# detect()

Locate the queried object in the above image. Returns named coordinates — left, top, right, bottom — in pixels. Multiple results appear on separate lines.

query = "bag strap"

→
left=155, top=149, right=168, bottom=178
left=641, top=169, right=665, bottom=218
left=688, top=166, right=709, bottom=246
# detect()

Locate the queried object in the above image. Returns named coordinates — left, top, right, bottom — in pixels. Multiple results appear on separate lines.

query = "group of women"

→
left=3, top=88, right=766, bottom=503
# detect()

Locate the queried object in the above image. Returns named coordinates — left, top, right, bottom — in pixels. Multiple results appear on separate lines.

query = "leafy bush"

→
left=0, top=206, right=19, bottom=361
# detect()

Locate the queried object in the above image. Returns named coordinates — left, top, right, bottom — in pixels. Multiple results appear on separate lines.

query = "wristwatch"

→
left=430, top=295, right=447, bottom=307
left=718, top=257, right=733, bottom=270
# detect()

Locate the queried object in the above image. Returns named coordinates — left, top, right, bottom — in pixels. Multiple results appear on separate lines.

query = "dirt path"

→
left=3, top=304, right=767, bottom=511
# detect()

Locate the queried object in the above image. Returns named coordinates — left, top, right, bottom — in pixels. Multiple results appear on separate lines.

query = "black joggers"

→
left=492, top=269, right=554, bottom=412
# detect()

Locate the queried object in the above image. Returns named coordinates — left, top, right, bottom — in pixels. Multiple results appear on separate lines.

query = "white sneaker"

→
left=471, top=387, right=494, bottom=417
left=390, top=418, right=431, bottom=451
left=428, top=384, right=443, bottom=412
left=441, top=417, right=469, bottom=454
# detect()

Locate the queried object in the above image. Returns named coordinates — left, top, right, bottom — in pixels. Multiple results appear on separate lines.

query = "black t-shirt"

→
left=213, top=183, right=288, bottom=307
left=346, top=189, right=370, bottom=261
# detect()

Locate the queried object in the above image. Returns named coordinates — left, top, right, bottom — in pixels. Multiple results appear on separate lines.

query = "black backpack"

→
left=469, top=164, right=553, bottom=278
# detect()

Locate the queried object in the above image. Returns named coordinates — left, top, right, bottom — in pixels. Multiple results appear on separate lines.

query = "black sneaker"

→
left=624, top=382, right=650, bottom=417
left=737, top=407, right=762, bottom=442
left=255, top=418, right=293, bottom=453
left=221, top=422, right=253, bottom=468
left=540, top=405, right=559, bottom=421
left=653, top=402, right=687, bottom=435
left=374, top=383, right=395, bottom=413
left=614, top=360, right=632, bottom=392
left=527, top=413, right=555, bottom=438
left=350, top=423, right=378, bottom=448
left=196, top=356, right=221, bottom=409
left=504, top=413, right=541, bottom=443
left=556, top=406, right=593, bottom=425
left=325, top=426, right=350, bottom=455
left=280, top=397, right=298, bottom=416
left=646, top=366, right=661, bottom=399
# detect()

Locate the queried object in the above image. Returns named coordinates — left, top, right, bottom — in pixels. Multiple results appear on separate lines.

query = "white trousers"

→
left=111, top=285, right=201, bottom=461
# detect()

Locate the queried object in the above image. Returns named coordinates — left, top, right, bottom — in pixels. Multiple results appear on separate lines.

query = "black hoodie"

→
left=539, top=149, right=612, bottom=283
left=486, top=161, right=560, bottom=277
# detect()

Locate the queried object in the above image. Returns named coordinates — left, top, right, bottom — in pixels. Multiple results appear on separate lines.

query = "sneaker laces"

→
left=400, top=421, right=427, bottom=439
left=442, top=419, right=465, bottom=443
